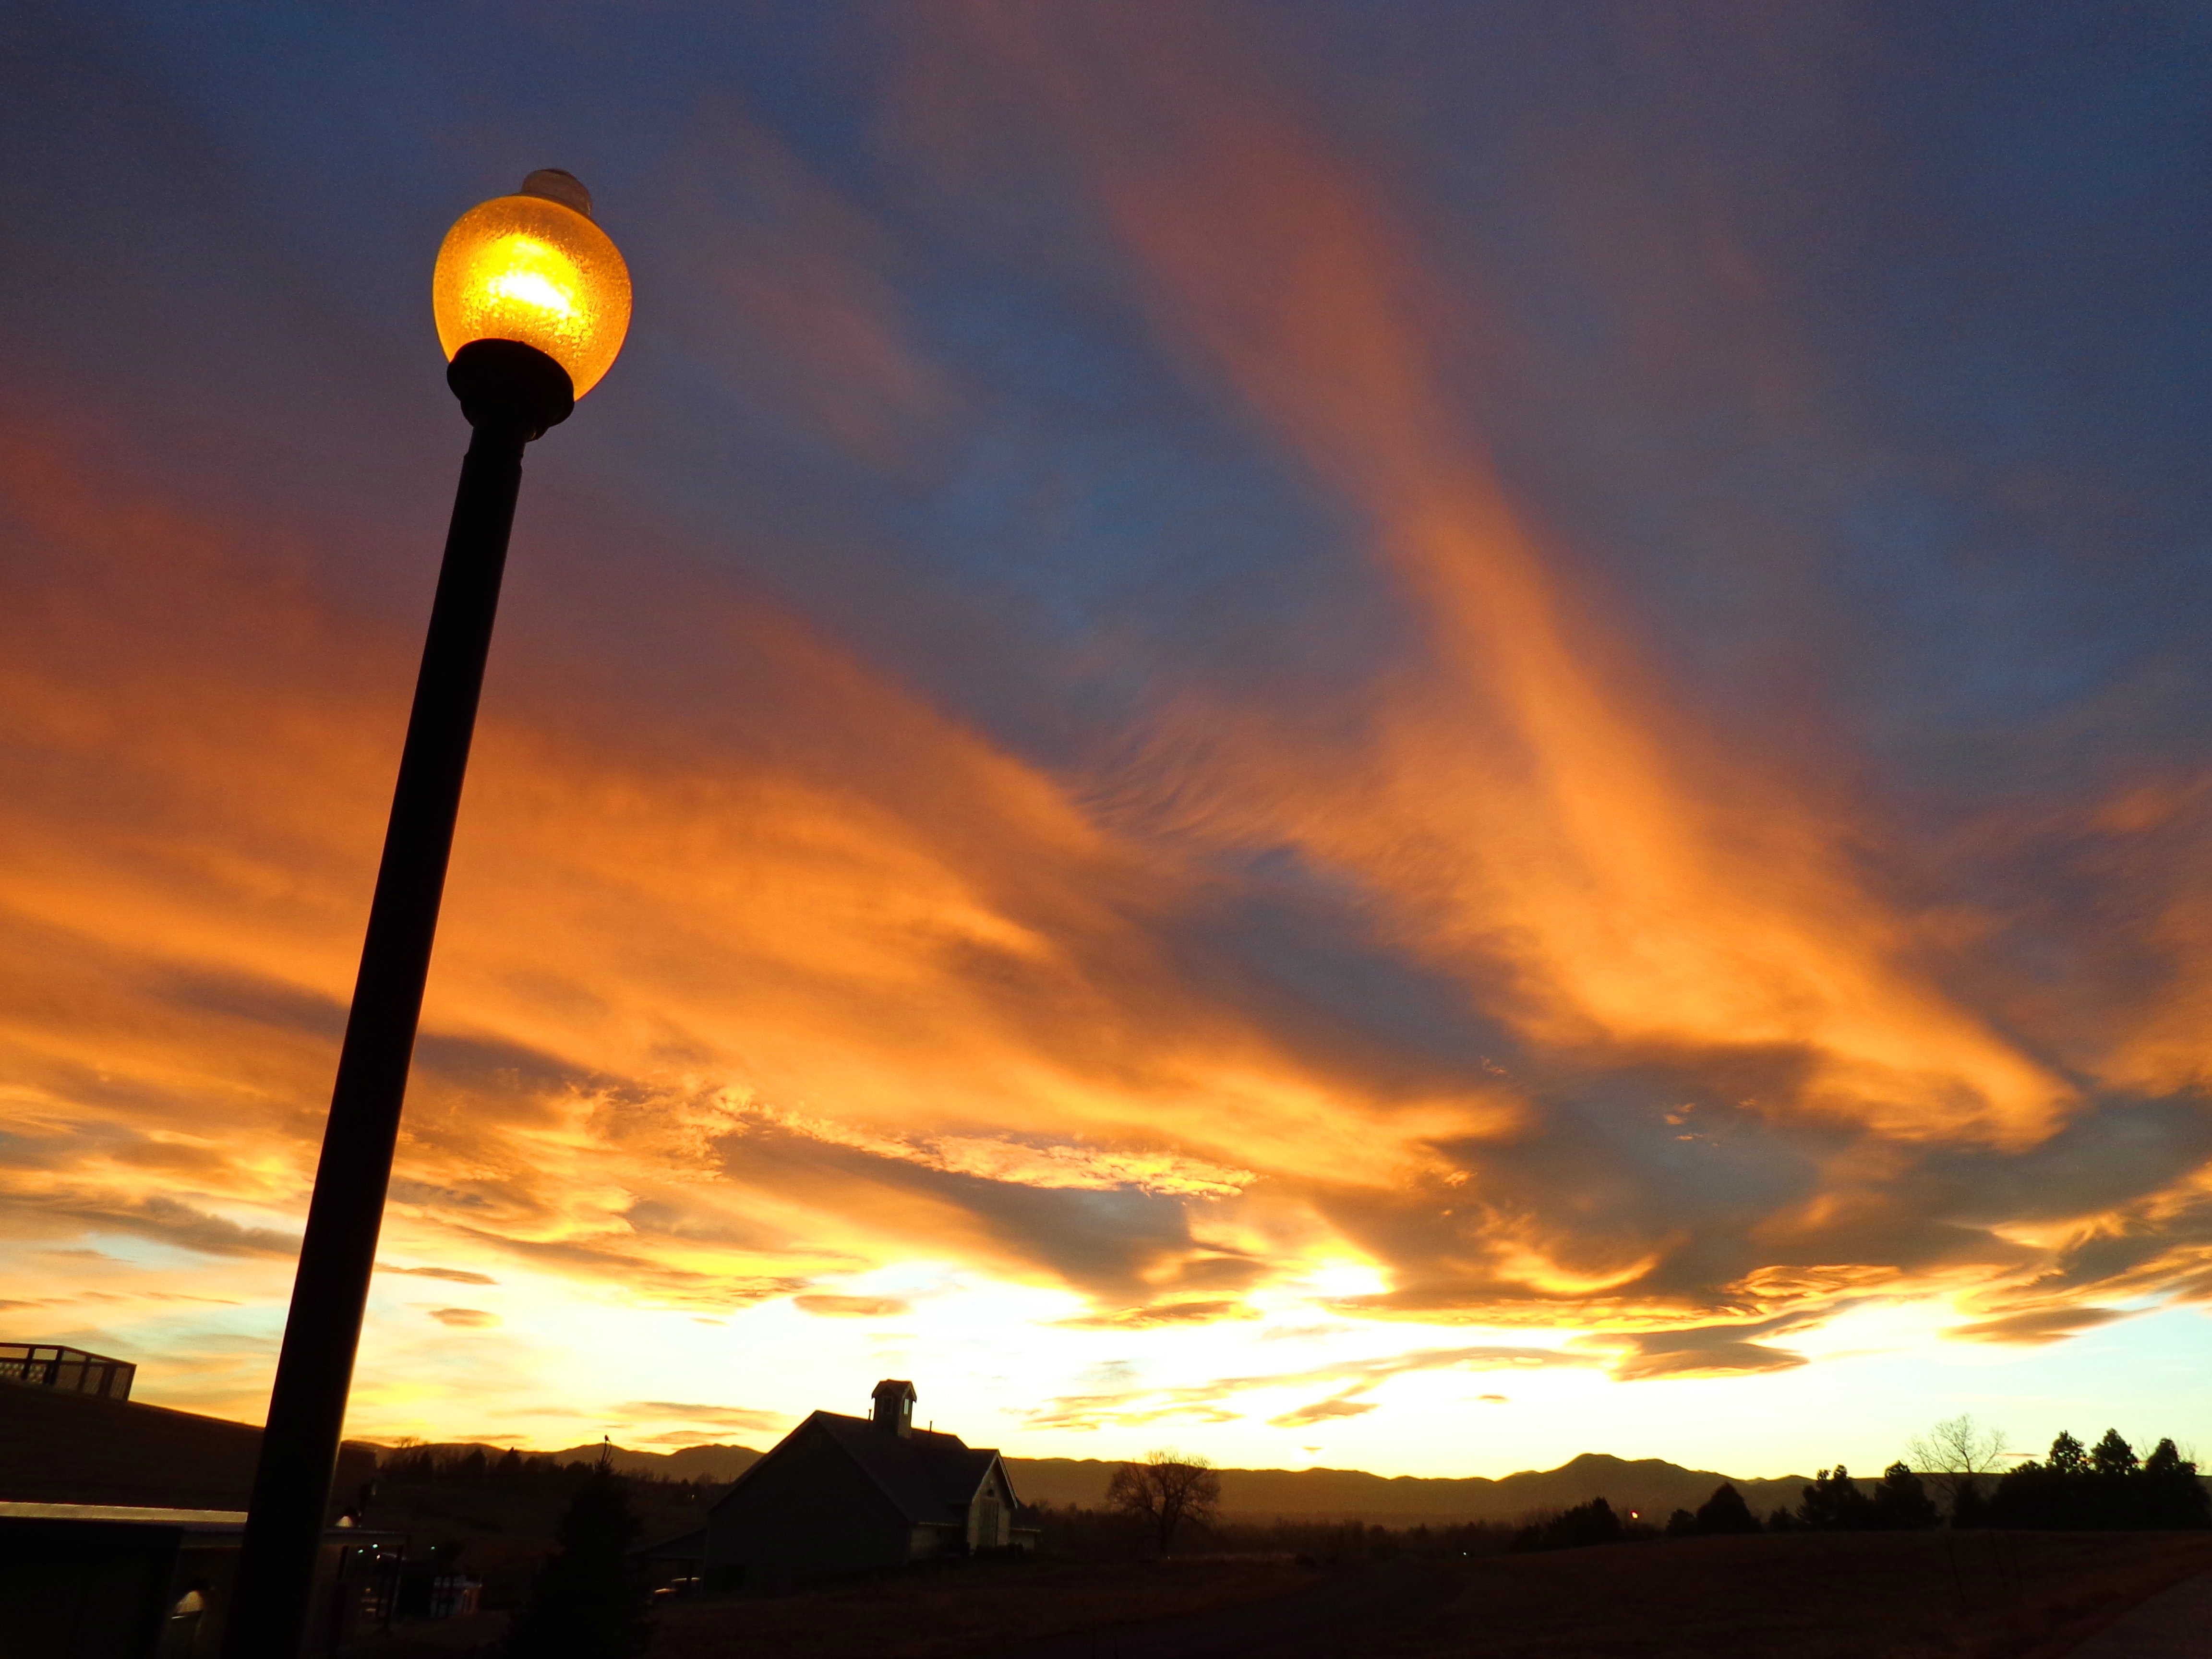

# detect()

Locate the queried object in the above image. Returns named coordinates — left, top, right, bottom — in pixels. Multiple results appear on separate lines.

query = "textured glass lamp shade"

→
left=432, top=179, right=631, bottom=398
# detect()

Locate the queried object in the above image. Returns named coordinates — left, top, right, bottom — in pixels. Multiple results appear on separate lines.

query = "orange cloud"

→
left=1268, top=1394, right=1378, bottom=1429
left=1055, top=1299, right=1259, bottom=1330
left=792, top=1294, right=913, bottom=1319
left=0, top=409, right=1505, bottom=1368
left=619, top=1400, right=788, bottom=1439
left=380, top=1263, right=499, bottom=1286
left=427, top=1308, right=500, bottom=1329
left=853, top=1, right=2212, bottom=1349
left=1018, top=26, right=2060, bottom=1146
left=1946, top=1307, right=2131, bottom=1346
left=1025, top=1342, right=1593, bottom=1432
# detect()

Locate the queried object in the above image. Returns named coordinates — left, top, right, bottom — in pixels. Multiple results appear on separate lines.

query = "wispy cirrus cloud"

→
left=427, top=1308, right=499, bottom=1329
left=1269, top=1394, right=1380, bottom=1429
left=1055, top=1299, right=1259, bottom=1330
left=793, top=1294, right=912, bottom=1319
left=1025, top=1344, right=1593, bottom=1432
left=617, top=1401, right=789, bottom=1438
left=1946, top=1307, right=2134, bottom=1346
left=379, top=1263, right=498, bottom=1286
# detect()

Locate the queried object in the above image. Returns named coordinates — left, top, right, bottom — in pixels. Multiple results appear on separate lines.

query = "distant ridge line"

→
left=1005, top=1450, right=1817, bottom=1524
left=367, top=1440, right=1815, bottom=1523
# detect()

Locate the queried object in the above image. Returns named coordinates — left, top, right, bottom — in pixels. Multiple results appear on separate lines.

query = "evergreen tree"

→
left=1990, top=1430, right=2210, bottom=1530
left=1798, top=1467, right=1878, bottom=1531
left=1872, top=1462, right=1940, bottom=1530
left=2046, top=1431, right=2090, bottom=1477
left=504, top=1449, right=651, bottom=1659
left=1664, top=1508, right=1696, bottom=1539
left=2091, top=1430, right=2139, bottom=1479
left=2143, top=1439, right=2212, bottom=1530
left=1694, top=1483, right=1761, bottom=1536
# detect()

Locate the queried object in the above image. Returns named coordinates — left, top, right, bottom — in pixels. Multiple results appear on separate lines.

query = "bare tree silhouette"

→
left=1906, top=1413, right=2011, bottom=1515
left=1106, top=1449, right=1222, bottom=1555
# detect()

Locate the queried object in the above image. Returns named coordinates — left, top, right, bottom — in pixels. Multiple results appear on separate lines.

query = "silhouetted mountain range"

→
left=390, top=1440, right=764, bottom=1482
left=381, top=1441, right=1812, bottom=1524
left=1008, top=1451, right=1815, bottom=1525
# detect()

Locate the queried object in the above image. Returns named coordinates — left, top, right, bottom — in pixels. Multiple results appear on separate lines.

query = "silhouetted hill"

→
left=1003, top=1451, right=1816, bottom=1525
left=597, top=1441, right=762, bottom=1481
left=381, top=1440, right=762, bottom=1482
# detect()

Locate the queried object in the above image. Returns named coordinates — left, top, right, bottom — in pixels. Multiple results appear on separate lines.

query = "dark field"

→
left=1368, top=1531, right=2212, bottom=1659
left=344, top=1531, right=2212, bottom=1658
left=649, top=1559, right=1309, bottom=1659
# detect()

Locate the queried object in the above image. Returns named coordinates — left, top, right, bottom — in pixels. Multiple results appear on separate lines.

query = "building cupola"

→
left=871, top=1378, right=916, bottom=1437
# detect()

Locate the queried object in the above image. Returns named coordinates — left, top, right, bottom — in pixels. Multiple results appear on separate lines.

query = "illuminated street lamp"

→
left=226, top=170, right=630, bottom=1659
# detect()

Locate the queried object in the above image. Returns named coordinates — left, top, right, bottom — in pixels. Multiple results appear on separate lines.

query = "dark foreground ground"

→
left=348, top=1531, right=2212, bottom=1659
left=1358, top=1531, right=2212, bottom=1659
left=356, top=1472, right=714, bottom=1609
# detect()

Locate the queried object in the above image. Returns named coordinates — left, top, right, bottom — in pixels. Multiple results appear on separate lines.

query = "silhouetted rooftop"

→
left=767, top=1411, right=1007, bottom=1526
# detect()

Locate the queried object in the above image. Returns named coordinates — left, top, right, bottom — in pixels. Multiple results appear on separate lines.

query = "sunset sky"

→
left=8, top=3, right=2212, bottom=1482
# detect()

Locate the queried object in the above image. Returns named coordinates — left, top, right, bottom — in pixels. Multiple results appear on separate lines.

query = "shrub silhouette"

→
left=1513, top=1497, right=1627, bottom=1552
left=1951, top=1479, right=1989, bottom=1527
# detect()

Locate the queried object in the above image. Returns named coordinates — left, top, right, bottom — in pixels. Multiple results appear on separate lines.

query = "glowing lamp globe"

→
left=432, top=169, right=631, bottom=400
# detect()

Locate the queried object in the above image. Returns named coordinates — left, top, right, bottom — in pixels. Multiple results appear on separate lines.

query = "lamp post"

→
left=225, top=170, right=630, bottom=1659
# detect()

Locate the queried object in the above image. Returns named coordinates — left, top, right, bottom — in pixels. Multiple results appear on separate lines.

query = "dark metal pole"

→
left=226, top=340, right=573, bottom=1659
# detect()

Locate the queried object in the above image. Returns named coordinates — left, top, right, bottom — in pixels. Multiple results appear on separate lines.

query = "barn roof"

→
left=811, top=1412, right=1008, bottom=1526
left=711, top=1409, right=1014, bottom=1529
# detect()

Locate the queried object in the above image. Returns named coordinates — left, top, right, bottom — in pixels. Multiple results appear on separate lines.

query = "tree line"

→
left=375, top=1440, right=720, bottom=1501
left=1965, top=1430, right=2208, bottom=1531
left=1514, top=1418, right=2208, bottom=1552
left=1062, top=1422, right=2209, bottom=1562
left=1031, top=1500, right=1516, bottom=1562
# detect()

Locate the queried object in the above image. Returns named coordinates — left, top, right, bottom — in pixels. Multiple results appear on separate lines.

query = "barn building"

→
left=676, top=1380, right=1032, bottom=1588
